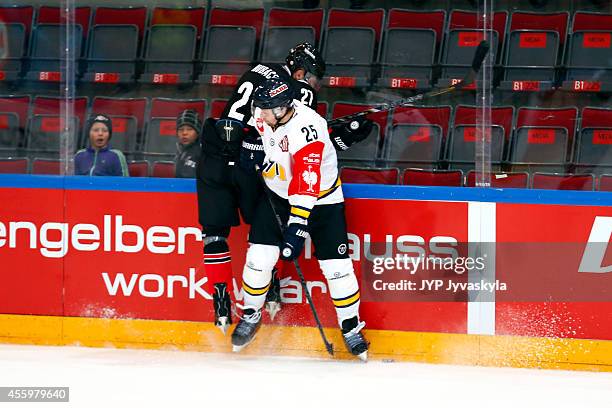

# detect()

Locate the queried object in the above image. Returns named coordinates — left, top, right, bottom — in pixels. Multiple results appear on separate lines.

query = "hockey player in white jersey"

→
left=230, top=78, right=368, bottom=360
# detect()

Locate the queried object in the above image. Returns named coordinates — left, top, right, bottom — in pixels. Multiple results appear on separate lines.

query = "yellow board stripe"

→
left=243, top=281, right=271, bottom=296
left=332, top=291, right=360, bottom=308
left=1, top=314, right=611, bottom=371
left=290, top=206, right=311, bottom=219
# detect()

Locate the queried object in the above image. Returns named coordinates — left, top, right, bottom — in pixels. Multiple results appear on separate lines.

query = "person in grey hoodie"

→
left=74, top=114, right=129, bottom=177
left=175, top=109, right=201, bottom=178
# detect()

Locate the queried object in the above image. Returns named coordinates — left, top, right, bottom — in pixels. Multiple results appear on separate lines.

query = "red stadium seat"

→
left=0, top=6, right=34, bottom=81
left=574, top=107, right=612, bottom=174
left=261, top=8, right=324, bottom=64
left=385, top=106, right=451, bottom=169
left=340, top=166, right=399, bottom=185
left=210, top=99, right=228, bottom=119
left=447, top=105, right=514, bottom=171
left=267, top=8, right=324, bottom=43
left=128, top=160, right=149, bottom=177
left=402, top=168, right=463, bottom=187
left=377, top=9, right=446, bottom=90
left=561, top=12, right=612, bottom=93
left=499, top=11, right=569, bottom=92
left=316, top=102, right=328, bottom=119
left=151, top=6, right=206, bottom=41
left=531, top=172, right=595, bottom=191
left=0, top=95, right=30, bottom=156
left=0, top=157, right=28, bottom=174
left=466, top=171, right=529, bottom=189
left=437, top=11, right=508, bottom=88
left=27, top=96, right=88, bottom=158
left=152, top=161, right=175, bottom=178
left=599, top=174, right=612, bottom=192
left=198, top=8, right=265, bottom=86
left=150, top=98, right=206, bottom=119
left=509, top=106, right=578, bottom=173
left=31, top=158, right=60, bottom=175
left=322, top=8, right=385, bottom=88
left=0, top=5, right=34, bottom=38
left=83, top=6, right=148, bottom=84
left=36, top=5, right=91, bottom=42
left=208, top=7, right=265, bottom=41
left=92, top=6, right=147, bottom=39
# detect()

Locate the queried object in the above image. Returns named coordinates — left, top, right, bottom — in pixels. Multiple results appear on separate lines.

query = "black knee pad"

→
left=202, top=226, right=230, bottom=253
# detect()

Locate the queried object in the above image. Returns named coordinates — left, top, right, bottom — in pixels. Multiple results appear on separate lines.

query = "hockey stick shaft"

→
left=255, top=166, right=334, bottom=356
left=327, top=40, right=491, bottom=127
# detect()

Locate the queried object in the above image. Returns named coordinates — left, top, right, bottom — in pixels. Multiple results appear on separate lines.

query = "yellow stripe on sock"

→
left=332, top=292, right=360, bottom=308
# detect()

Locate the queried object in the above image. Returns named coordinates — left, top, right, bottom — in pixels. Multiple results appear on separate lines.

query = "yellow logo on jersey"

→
left=262, top=162, right=287, bottom=181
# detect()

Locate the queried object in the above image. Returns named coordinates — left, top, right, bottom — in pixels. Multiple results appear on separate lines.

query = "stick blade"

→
left=471, top=40, right=491, bottom=72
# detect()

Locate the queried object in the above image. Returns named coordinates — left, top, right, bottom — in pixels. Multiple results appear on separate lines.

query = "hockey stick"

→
left=327, top=40, right=491, bottom=127
left=255, top=165, right=335, bottom=356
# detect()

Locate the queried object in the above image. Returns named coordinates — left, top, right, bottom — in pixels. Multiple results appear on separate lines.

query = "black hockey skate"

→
left=213, top=282, right=232, bottom=334
left=231, top=308, right=262, bottom=352
left=264, top=267, right=281, bottom=321
left=341, top=317, right=369, bottom=362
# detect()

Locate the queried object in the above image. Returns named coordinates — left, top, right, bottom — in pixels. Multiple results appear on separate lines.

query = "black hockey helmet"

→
left=176, top=109, right=202, bottom=135
left=285, top=42, right=326, bottom=79
left=251, top=78, right=295, bottom=121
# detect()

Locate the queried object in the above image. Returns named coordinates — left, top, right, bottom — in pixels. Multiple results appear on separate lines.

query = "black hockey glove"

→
left=239, top=134, right=265, bottom=174
left=329, top=117, right=374, bottom=151
left=280, top=223, right=308, bottom=261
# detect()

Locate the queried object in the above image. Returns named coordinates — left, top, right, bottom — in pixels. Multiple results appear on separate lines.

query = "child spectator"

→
left=75, top=114, right=129, bottom=176
left=175, top=109, right=201, bottom=178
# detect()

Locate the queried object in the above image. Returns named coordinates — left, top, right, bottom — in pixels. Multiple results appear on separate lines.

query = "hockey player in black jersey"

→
left=196, top=43, right=373, bottom=333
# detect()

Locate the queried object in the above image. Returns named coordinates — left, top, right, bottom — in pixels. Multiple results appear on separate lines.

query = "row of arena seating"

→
left=1, top=155, right=610, bottom=192
left=0, top=157, right=175, bottom=177
left=1, top=6, right=611, bottom=91
left=0, top=95, right=610, bottom=174
left=340, top=167, right=612, bottom=191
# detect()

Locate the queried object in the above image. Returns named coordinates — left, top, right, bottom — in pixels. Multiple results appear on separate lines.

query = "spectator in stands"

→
left=175, top=109, right=201, bottom=178
left=75, top=114, right=129, bottom=176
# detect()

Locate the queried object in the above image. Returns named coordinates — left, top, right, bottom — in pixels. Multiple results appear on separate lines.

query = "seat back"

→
left=145, top=117, right=179, bottom=155
left=448, top=125, right=505, bottom=163
left=144, top=24, right=197, bottom=73
left=0, top=157, right=28, bottom=174
left=511, top=126, right=568, bottom=164
left=466, top=171, right=529, bottom=188
left=340, top=166, right=399, bottom=185
left=152, top=160, right=175, bottom=178
left=402, top=168, right=463, bottom=186
left=380, top=28, right=435, bottom=80
left=88, top=24, right=139, bottom=73
left=575, top=127, right=612, bottom=165
left=1, top=23, right=26, bottom=72
left=0, top=112, right=21, bottom=152
left=261, top=27, right=315, bottom=63
left=532, top=172, right=594, bottom=191
left=385, top=124, right=443, bottom=165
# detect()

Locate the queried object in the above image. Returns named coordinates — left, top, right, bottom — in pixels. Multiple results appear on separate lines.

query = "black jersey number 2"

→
left=228, top=81, right=254, bottom=122
left=301, top=125, right=318, bottom=142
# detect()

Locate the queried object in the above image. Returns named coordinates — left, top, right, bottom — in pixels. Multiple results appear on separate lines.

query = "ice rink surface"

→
left=0, top=344, right=611, bottom=408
